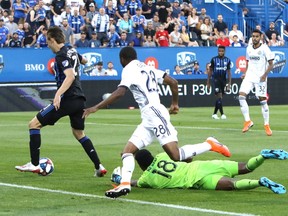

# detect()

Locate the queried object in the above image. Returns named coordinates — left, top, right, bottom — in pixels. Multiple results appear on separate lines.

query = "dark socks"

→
left=78, top=136, right=101, bottom=169
left=29, top=129, right=41, bottom=166
left=214, top=98, right=223, bottom=115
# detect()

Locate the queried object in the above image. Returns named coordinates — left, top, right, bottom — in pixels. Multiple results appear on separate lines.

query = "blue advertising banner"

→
left=0, top=47, right=287, bottom=83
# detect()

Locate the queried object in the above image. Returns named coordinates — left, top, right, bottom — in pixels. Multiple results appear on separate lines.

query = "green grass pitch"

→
left=0, top=105, right=287, bottom=216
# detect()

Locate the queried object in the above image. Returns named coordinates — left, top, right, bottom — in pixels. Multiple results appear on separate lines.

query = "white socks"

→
left=260, top=100, right=269, bottom=125
left=239, top=95, right=250, bottom=121
left=179, top=142, right=211, bottom=161
left=121, top=153, right=134, bottom=183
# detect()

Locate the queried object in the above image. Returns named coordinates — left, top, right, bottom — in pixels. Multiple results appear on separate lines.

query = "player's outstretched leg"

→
left=206, top=137, right=231, bottom=157
left=15, top=162, right=43, bottom=174
left=259, top=177, right=286, bottom=194
left=261, top=149, right=288, bottom=160
left=94, top=164, right=107, bottom=177
left=105, top=182, right=131, bottom=198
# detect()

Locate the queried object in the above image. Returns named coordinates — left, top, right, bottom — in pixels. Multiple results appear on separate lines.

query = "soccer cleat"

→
left=261, top=149, right=288, bottom=160
left=242, top=120, right=254, bottom=133
left=94, top=164, right=107, bottom=177
left=105, top=182, right=131, bottom=198
left=220, top=114, right=227, bottom=120
left=212, top=114, right=219, bottom=119
left=259, top=177, right=286, bottom=194
left=15, top=162, right=43, bottom=174
left=264, top=124, right=272, bottom=136
left=206, top=137, right=231, bottom=157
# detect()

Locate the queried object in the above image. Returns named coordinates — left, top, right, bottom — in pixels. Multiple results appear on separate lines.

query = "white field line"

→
left=0, top=122, right=287, bottom=133
left=0, top=182, right=256, bottom=216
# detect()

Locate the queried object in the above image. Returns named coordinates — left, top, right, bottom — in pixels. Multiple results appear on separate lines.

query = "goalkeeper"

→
left=112, top=149, right=287, bottom=194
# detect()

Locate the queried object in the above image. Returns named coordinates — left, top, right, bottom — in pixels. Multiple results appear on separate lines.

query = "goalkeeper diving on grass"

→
left=111, top=148, right=288, bottom=194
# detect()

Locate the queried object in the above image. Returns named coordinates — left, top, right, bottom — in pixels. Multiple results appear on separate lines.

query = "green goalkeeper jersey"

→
left=137, top=152, right=201, bottom=189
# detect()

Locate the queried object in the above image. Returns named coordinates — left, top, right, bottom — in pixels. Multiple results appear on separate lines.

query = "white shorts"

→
left=129, top=104, right=178, bottom=149
left=239, top=79, right=267, bottom=98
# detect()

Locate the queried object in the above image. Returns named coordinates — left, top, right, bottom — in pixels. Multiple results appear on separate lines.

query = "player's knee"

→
left=28, top=117, right=41, bottom=129
left=238, top=95, right=246, bottom=101
left=168, top=152, right=181, bottom=161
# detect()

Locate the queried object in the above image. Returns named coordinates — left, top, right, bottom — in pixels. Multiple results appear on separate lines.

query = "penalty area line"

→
left=0, top=182, right=256, bottom=216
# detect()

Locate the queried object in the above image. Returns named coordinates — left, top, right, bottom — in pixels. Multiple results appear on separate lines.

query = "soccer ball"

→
left=39, top=158, right=54, bottom=176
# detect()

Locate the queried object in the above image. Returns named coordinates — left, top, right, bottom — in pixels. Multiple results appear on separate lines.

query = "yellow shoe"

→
left=206, top=137, right=231, bottom=157
left=242, top=120, right=254, bottom=133
left=264, top=124, right=272, bottom=136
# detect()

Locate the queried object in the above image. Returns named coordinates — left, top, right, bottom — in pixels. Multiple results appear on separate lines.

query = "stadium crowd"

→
left=0, top=0, right=286, bottom=49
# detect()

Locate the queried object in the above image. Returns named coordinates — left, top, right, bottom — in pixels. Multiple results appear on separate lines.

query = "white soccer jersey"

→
left=119, top=60, right=165, bottom=110
left=245, top=43, right=274, bottom=82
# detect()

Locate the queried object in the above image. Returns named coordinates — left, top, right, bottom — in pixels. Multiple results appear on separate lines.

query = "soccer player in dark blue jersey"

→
left=207, top=46, right=231, bottom=120
left=15, top=26, right=107, bottom=177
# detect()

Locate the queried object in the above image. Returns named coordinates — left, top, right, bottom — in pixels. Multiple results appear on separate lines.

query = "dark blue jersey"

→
left=210, top=56, right=231, bottom=80
left=53, top=46, right=85, bottom=100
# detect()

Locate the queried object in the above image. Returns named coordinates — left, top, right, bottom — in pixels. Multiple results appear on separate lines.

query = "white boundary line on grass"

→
left=1, top=122, right=287, bottom=133
left=0, top=182, right=256, bottom=216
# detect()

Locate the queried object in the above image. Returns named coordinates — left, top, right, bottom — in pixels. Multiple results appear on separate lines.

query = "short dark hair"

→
left=135, top=149, right=154, bottom=171
left=253, top=29, right=262, bottom=35
left=47, top=26, right=65, bottom=44
left=218, top=45, right=225, bottom=50
left=119, top=47, right=137, bottom=61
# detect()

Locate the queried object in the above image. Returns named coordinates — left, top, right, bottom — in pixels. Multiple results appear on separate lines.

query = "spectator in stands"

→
left=0, top=18, right=9, bottom=47
left=85, top=0, right=98, bottom=12
left=169, top=24, right=181, bottom=47
left=180, top=25, right=199, bottom=47
left=15, top=23, right=25, bottom=42
left=61, top=6, right=72, bottom=21
left=187, top=8, right=200, bottom=37
left=144, top=20, right=156, bottom=43
left=88, top=31, right=101, bottom=47
left=131, top=8, right=146, bottom=34
left=104, top=61, right=118, bottom=76
left=216, top=31, right=230, bottom=47
left=127, top=0, right=142, bottom=17
left=173, top=65, right=184, bottom=75
left=228, top=24, right=244, bottom=44
left=142, top=0, right=157, bottom=22
left=107, top=25, right=120, bottom=47
left=199, top=8, right=211, bottom=22
left=171, top=0, right=181, bottom=19
left=91, top=7, right=109, bottom=44
left=69, top=8, right=85, bottom=43
left=164, top=16, right=180, bottom=34
left=66, top=0, right=84, bottom=14
left=104, top=0, right=117, bottom=9
left=74, top=31, right=89, bottom=47
left=105, top=0, right=116, bottom=19
left=5, top=15, right=18, bottom=37
left=8, top=31, right=22, bottom=47
left=152, top=14, right=161, bottom=31
left=118, top=31, right=130, bottom=47
left=25, top=4, right=40, bottom=33
left=90, top=61, right=106, bottom=76
left=23, top=22, right=36, bottom=48
left=0, top=0, right=11, bottom=13
left=37, top=0, right=50, bottom=28
left=269, top=32, right=285, bottom=47
left=191, top=61, right=203, bottom=75
left=130, top=30, right=144, bottom=47
left=86, top=3, right=98, bottom=40
left=12, top=0, right=27, bottom=24
left=178, top=10, right=187, bottom=30
left=200, top=16, right=215, bottom=46
left=230, top=35, right=246, bottom=47
left=118, top=13, right=133, bottom=41
left=50, top=0, right=66, bottom=27
left=1, top=10, right=9, bottom=24
left=156, top=0, right=171, bottom=24
left=265, top=22, right=281, bottom=40
left=60, top=18, right=74, bottom=46
left=115, top=0, right=128, bottom=20
left=204, top=63, right=210, bottom=75
left=155, top=23, right=169, bottom=47
left=213, top=14, right=228, bottom=39
left=36, top=26, right=48, bottom=48
left=143, top=34, right=156, bottom=47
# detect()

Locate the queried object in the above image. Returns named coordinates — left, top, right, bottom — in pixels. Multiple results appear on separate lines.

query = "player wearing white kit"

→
left=83, top=46, right=231, bottom=198
left=239, top=29, right=274, bottom=136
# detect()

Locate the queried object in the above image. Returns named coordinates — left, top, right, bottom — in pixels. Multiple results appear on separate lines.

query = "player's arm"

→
left=207, top=64, right=212, bottom=89
left=82, top=86, right=127, bottom=118
left=260, top=59, right=273, bottom=82
left=53, top=68, right=75, bottom=110
left=163, top=74, right=179, bottom=114
left=77, top=53, right=87, bottom=65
